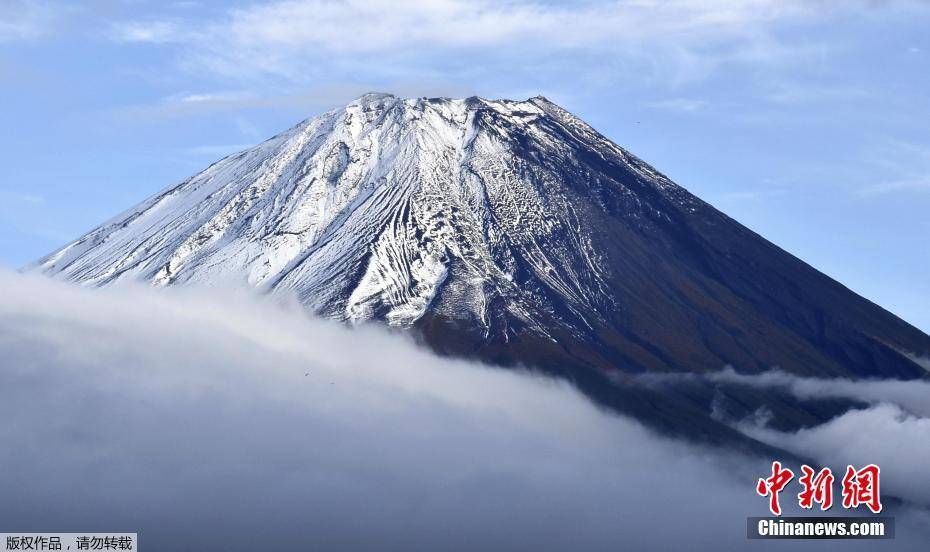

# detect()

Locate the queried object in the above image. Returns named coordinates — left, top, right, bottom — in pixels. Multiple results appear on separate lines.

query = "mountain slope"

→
left=30, top=93, right=930, bottom=441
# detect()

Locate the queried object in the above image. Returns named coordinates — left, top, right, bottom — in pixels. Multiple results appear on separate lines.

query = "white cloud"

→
left=103, top=0, right=842, bottom=83
left=710, top=188, right=789, bottom=204
left=764, top=81, right=870, bottom=104
left=0, top=0, right=56, bottom=41
left=5, top=272, right=929, bottom=549
left=109, top=20, right=184, bottom=43
left=902, top=352, right=930, bottom=371
left=856, top=178, right=930, bottom=197
left=645, top=98, right=709, bottom=112
left=642, top=368, right=930, bottom=518
left=0, top=272, right=754, bottom=550
left=0, top=190, right=45, bottom=204
left=168, top=90, right=255, bottom=104
left=111, top=82, right=477, bottom=122
left=183, top=144, right=253, bottom=157
left=704, top=367, right=930, bottom=418
left=741, top=404, right=930, bottom=509
left=857, top=139, right=930, bottom=196
left=234, top=116, right=264, bottom=141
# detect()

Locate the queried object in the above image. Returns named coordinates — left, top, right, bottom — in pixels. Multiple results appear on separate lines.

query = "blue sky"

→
left=1, top=0, right=928, bottom=331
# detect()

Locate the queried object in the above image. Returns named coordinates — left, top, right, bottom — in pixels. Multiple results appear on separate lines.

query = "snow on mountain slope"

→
left=31, top=93, right=930, bottom=386
left=33, top=93, right=622, bottom=333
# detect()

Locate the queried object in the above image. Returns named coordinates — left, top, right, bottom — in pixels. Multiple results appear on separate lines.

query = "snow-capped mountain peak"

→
left=33, top=94, right=635, bottom=334
left=31, top=93, right=929, bottom=386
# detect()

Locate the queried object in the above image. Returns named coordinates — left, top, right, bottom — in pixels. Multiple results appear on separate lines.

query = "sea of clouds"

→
left=0, top=271, right=927, bottom=551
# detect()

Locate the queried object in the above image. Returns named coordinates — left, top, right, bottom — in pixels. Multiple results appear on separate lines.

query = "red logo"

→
left=841, top=464, right=882, bottom=514
left=798, top=465, right=834, bottom=510
left=757, top=462, right=881, bottom=515
left=756, top=461, right=794, bottom=516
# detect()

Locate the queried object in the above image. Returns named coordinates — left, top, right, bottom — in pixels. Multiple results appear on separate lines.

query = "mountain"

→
left=30, top=93, right=930, bottom=445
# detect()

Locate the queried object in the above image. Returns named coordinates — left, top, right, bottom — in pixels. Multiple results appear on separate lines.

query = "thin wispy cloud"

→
left=902, top=352, right=930, bottom=372
left=0, top=0, right=56, bottom=41
left=709, top=188, right=789, bottom=204
left=104, top=0, right=855, bottom=84
left=108, top=19, right=185, bottom=44
left=764, top=81, right=871, bottom=104
left=166, top=90, right=256, bottom=104
left=183, top=144, right=253, bottom=157
left=0, top=190, right=45, bottom=204
left=856, top=178, right=930, bottom=196
left=645, top=98, right=709, bottom=112
left=857, top=140, right=930, bottom=197
left=112, top=0, right=811, bottom=50
left=109, top=82, right=478, bottom=122
left=233, top=116, right=264, bottom=141
left=700, top=367, right=930, bottom=417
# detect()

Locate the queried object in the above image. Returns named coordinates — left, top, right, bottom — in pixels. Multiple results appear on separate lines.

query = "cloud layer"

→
left=645, top=367, right=930, bottom=513
left=0, top=272, right=756, bottom=551
left=706, top=367, right=930, bottom=418
left=742, top=404, right=930, bottom=509
left=1, top=272, right=928, bottom=550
